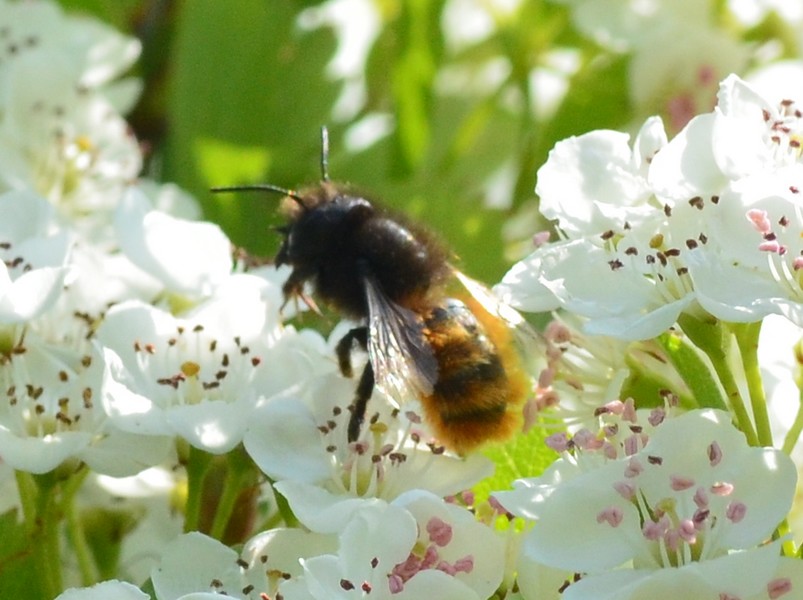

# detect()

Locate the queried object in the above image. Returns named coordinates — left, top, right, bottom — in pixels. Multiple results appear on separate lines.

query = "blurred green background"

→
left=55, top=0, right=800, bottom=283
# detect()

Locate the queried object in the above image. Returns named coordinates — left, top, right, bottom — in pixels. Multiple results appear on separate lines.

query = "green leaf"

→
left=656, top=329, right=727, bottom=411
left=80, top=507, right=142, bottom=580
left=163, top=0, right=340, bottom=251
left=0, top=508, right=46, bottom=600
left=473, top=422, right=556, bottom=506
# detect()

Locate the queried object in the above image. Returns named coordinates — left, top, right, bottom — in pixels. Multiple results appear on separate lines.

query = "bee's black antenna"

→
left=320, top=125, right=330, bottom=182
left=210, top=183, right=306, bottom=208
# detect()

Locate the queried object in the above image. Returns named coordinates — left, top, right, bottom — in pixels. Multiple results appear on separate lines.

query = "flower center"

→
left=761, top=99, right=803, bottom=166
left=389, top=516, right=474, bottom=593
left=134, top=327, right=262, bottom=406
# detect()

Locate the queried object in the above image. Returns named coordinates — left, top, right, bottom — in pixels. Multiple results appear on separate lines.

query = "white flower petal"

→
left=151, top=532, right=242, bottom=600
left=56, top=580, right=149, bottom=600
left=81, top=429, right=172, bottom=477
left=0, top=429, right=91, bottom=474
left=166, top=397, right=255, bottom=455
left=0, top=264, right=70, bottom=322
left=536, top=129, right=652, bottom=235
left=649, top=113, right=725, bottom=200
left=245, top=393, right=332, bottom=483
left=274, top=480, right=382, bottom=534
left=115, top=188, right=232, bottom=296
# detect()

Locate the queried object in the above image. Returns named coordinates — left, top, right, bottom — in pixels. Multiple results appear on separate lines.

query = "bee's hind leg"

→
left=348, top=361, right=375, bottom=443
left=334, top=327, right=375, bottom=442
left=335, top=326, right=368, bottom=378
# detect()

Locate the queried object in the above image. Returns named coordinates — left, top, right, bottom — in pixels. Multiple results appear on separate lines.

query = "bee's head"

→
left=211, top=125, right=374, bottom=270
left=275, top=186, right=374, bottom=268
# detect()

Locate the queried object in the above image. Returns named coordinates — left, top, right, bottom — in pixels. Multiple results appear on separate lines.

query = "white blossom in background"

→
left=0, top=0, right=140, bottom=93
left=0, top=190, right=72, bottom=324
left=0, top=0, right=142, bottom=237
left=551, top=0, right=749, bottom=130
left=496, top=409, right=797, bottom=599
left=0, top=49, right=141, bottom=221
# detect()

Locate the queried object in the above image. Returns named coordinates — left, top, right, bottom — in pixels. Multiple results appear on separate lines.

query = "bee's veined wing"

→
left=452, top=270, right=528, bottom=326
left=453, top=269, right=543, bottom=352
left=363, top=275, right=438, bottom=405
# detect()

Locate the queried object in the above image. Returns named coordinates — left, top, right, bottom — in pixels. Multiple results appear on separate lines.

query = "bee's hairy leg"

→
left=348, top=361, right=375, bottom=443
left=335, top=326, right=368, bottom=378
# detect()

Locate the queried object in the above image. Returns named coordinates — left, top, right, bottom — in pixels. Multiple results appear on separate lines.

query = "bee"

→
left=213, top=128, right=534, bottom=454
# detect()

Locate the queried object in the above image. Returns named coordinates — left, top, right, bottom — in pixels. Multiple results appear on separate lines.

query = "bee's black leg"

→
left=335, top=326, right=368, bottom=378
left=348, top=361, right=375, bottom=443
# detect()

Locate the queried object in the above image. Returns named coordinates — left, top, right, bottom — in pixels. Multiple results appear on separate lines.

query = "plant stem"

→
left=31, top=472, right=63, bottom=599
left=209, top=449, right=254, bottom=541
left=61, top=467, right=95, bottom=586
left=732, top=321, right=773, bottom=446
left=677, top=314, right=758, bottom=445
left=783, top=385, right=803, bottom=455
left=15, top=470, right=37, bottom=531
left=184, top=446, right=213, bottom=533
left=270, top=478, right=298, bottom=528
left=656, top=331, right=726, bottom=410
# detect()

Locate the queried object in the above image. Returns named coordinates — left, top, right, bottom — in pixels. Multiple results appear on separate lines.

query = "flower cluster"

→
left=499, top=74, right=803, bottom=339
left=497, top=408, right=800, bottom=598
left=3, top=1, right=803, bottom=600
left=0, top=3, right=509, bottom=599
left=493, top=71, right=803, bottom=597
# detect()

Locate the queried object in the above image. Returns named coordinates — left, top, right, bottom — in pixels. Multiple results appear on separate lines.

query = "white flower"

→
left=97, top=275, right=292, bottom=453
left=90, top=466, right=183, bottom=584
left=0, top=0, right=140, bottom=92
left=245, top=371, right=493, bottom=532
left=0, top=49, right=141, bottom=218
left=55, top=580, right=149, bottom=600
left=675, top=165, right=803, bottom=325
left=280, top=491, right=505, bottom=600
left=113, top=187, right=233, bottom=298
left=627, top=22, right=747, bottom=132
left=497, top=233, right=698, bottom=340
left=559, top=543, right=803, bottom=600
left=497, top=409, right=796, bottom=581
left=500, top=75, right=803, bottom=338
left=535, top=117, right=666, bottom=237
left=553, top=0, right=711, bottom=51
left=0, top=190, right=72, bottom=323
left=0, top=335, right=170, bottom=475
left=0, top=0, right=142, bottom=228
left=649, top=74, right=803, bottom=200
left=533, top=315, right=681, bottom=431
left=149, top=529, right=336, bottom=600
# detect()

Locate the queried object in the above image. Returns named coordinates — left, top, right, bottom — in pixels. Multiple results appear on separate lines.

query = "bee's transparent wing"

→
left=363, top=275, right=438, bottom=405
left=453, top=269, right=543, bottom=352
left=453, top=270, right=527, bottom=326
